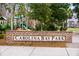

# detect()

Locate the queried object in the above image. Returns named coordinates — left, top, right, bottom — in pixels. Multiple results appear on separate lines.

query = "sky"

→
left=69, top=3, right=75, bottom=10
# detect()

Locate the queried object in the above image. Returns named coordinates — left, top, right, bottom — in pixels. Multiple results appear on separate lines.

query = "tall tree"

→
left=0, top=3, right=14, bottom=30
left=17, top=4, right=26, bottom=30
left=50, top=3, right=72, bottom=31
left=29, top=3, right=51, bottom=31
left=3, top=3, right=16, bottom=30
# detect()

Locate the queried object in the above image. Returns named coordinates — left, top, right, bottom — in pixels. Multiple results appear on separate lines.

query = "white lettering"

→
left=13, top=36, right=65, bottom=41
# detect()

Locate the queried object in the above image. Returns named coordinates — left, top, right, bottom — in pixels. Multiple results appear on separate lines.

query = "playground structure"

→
left=16, top=21, right=28, bottom=30
left=13, top=16, right=32, bottom=30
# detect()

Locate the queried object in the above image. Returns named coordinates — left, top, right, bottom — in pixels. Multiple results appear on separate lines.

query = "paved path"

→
left=72, top=33, right=79, bottom=43
left=66, top=33, right=79, bottom=48
left=0, top=46, right=79, bottom=56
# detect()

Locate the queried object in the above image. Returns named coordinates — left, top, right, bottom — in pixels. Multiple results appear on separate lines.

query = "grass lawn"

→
left=67, top=28, right=79, bottom=32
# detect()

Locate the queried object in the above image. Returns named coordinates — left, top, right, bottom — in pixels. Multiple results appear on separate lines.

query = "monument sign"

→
left=6, top=31, right=72, bottom=47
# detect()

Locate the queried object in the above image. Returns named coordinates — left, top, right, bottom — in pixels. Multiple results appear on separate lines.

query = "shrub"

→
left=63, top=27, right=67, bottom=31
left=0, top=34, right=4, bottom=39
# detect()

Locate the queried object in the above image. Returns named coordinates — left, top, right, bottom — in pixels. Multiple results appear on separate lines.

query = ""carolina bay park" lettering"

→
left=13, top=36, right=65, bottom=41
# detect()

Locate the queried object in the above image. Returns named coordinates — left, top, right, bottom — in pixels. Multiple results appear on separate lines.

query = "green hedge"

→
left=0, top=34, right=4, bottom=39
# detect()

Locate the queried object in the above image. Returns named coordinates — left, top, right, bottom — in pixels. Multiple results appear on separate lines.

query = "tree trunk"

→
left=41, top=22, right=44, bottom=31
left=11, top=4, right=15, bottom=30
left=41, top=23, right=43, bottom=31
left=11, top=8, right=13, bottom=30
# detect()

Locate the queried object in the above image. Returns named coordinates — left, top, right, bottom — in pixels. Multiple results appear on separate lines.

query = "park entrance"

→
left=6, top=31, right=72, bottom=47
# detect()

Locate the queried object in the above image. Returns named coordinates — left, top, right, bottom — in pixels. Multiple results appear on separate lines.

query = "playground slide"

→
left=18, top=22, right=31, bottom=30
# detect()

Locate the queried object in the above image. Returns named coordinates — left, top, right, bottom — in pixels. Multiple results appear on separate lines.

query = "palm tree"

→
left=59, top=7, right=72, bottom=29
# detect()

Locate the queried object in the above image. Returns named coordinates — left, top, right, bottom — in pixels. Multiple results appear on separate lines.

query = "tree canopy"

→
left=0, top=3, right=73, bottom=31
left=28, top=3, right=72, bottom=31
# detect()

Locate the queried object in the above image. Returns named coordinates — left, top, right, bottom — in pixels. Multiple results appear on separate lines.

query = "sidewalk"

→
left=0, top=46, right=79, bottom=56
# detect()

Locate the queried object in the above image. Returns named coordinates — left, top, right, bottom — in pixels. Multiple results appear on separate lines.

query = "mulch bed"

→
left=0, top=39, right=7, bottom=45
left=0, top=39, right=66, bottom=47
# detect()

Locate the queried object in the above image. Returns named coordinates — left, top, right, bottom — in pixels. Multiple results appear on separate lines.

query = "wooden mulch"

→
left=0, top=39, right=7, bottom=45
left=0, top=39, right=66, bottom=47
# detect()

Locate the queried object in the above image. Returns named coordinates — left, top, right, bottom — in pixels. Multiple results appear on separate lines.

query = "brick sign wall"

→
left=6, top=31, right=72, bottom=43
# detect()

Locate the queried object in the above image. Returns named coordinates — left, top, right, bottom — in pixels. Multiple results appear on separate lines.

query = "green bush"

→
left=47, top=23, right=59, bottom=31
left=63, top=27, right=67, bottom=31
left=0, top=34, right=4, bottom=39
